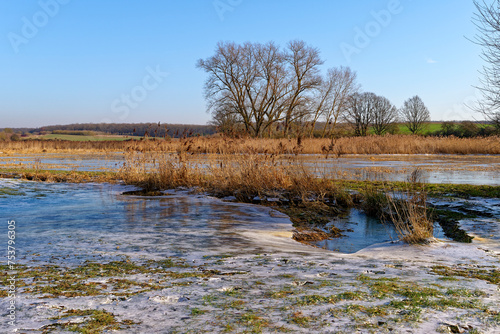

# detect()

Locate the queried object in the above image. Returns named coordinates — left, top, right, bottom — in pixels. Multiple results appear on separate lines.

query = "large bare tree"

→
left=197, top=40, right=323, bottom=137
left=399, top=95, right=430, bottom=134
left=197, top=41, right=289, bottom=137
left=372, top=95, right=398, bottom=135
left=281, top=40, right=323, bottom=136
left=308, top=66, right=359, bottom=138
left=472, top=0, right=500, bottom=130
left=345, top=92, right=378, bottom=136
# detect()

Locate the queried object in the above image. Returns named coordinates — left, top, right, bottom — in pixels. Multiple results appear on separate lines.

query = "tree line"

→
left=37, top=123, right=216, bottom=138
left=197, top=40, right=433, bottom=137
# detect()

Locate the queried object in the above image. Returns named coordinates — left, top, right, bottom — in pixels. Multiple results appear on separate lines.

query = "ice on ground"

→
left=1, top=180, right=499, bottom=333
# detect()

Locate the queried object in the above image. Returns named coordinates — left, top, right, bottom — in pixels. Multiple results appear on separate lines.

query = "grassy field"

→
left=25, top=122, right=493, bottom=141
left=395, top=122, right=442, bottom=135
left=368, top=122, right=453, bottom=135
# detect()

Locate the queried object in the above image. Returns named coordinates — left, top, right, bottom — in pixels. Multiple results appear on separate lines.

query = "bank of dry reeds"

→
left=1, top=135, right=499, bottom=154
left=119, top=152, right=345, bottom=205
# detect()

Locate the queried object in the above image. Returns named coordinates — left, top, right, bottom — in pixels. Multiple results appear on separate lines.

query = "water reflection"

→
left=315, top=209, right=444, bottom=254
left=0, top=181, right=294, bottom=265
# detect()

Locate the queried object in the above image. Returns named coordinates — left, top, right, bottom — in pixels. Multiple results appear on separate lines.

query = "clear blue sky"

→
left=0, top=0, right=484, bottom=128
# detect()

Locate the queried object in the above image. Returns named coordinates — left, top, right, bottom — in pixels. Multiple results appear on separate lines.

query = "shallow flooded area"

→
left=313, top=209, right=445, bottom=253
left=0, top=180, right=304, bottom=265
left=298, top=154, right=500, bottom=185
left=1, top=152, right=499, bottom=185
left=0, top=152, right=124, bottom=172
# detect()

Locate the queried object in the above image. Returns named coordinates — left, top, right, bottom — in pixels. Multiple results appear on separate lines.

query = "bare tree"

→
left=345, top=92, right=377, bottom=136
left=399, top=96, right=431, bottom=134
left=197, top=42, right=253, bottom=134
left=308, top=67, right=359, bottom=138
left=209, top=104, right=242, bottom=135
left=197, top=40, right=323, bottom=137
left=372, top=95, right=398, bottom=135
left=472, top=0, right=500, bottom=130
left=282, top=40, right=323, bottom=136
left=197, top=41, right=290, bottom=137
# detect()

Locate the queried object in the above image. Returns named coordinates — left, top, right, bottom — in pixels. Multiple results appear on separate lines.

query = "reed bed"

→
left=119, top=152, right=345, bottom=205
left=1, top=135, right=499, bottom=154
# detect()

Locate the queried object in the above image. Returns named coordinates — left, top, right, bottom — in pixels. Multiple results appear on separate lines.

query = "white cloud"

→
left=426, top=58, right=438, bottom=64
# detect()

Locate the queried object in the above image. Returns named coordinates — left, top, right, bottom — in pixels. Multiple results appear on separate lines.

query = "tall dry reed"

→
left=384, top=187, right=433, bottom=244
left=383, top=169, right=433, bottom=244
left=118, top=151, right=346, bottom=206
left=2, top=135, right=499, bottom=154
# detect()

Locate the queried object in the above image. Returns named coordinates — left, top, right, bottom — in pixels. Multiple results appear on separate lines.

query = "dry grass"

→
left=118, top=151, right=345, bottom=205
left=385, top=188, right=433, bottom=244
left=358, top=169, right=434, bottom=244
left=382, top=170, right=434, bottom=244
left=1, top=135, right=499, bottom=154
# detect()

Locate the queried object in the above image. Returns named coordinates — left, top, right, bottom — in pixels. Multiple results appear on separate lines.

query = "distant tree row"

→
left=197, top=40, right=431, bottom=137
left=38, top=123, right=215, bottom=138
left=0, top=128, right=21, bottom=141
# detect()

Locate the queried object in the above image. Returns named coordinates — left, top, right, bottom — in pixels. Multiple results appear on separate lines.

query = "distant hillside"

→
left=35, top=123, right=215, bottom=138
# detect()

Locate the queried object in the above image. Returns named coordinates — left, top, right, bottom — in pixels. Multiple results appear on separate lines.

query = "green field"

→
left=368, top=122, right=460, bottom=135
left=394, top=123, right=442, bottom=135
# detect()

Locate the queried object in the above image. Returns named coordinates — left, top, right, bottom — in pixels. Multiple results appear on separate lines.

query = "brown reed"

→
left=1, top=135, right=499, bottom=154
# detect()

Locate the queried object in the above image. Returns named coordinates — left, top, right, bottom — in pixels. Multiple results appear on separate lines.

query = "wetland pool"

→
left=1, top=153, right=499, bottom=185
left=0, top=180, right=483, bottom=262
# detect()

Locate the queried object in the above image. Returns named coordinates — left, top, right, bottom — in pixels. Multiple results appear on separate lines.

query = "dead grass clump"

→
left=358, top=169, right=433, bottom=244
left=118, top=151, right=354, bottom=213
left=118, top=152, right=204, bottom=191
left=206, top=155, right=293, bottom=202
left=119, top=151, right=349, bottom=206
left=385, top=189, right=433, bottom=244
left=292, top=228, right=331, bottom=242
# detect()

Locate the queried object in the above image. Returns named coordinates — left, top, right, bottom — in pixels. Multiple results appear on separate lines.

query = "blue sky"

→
left=0, top=0, right=484, bottom=128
